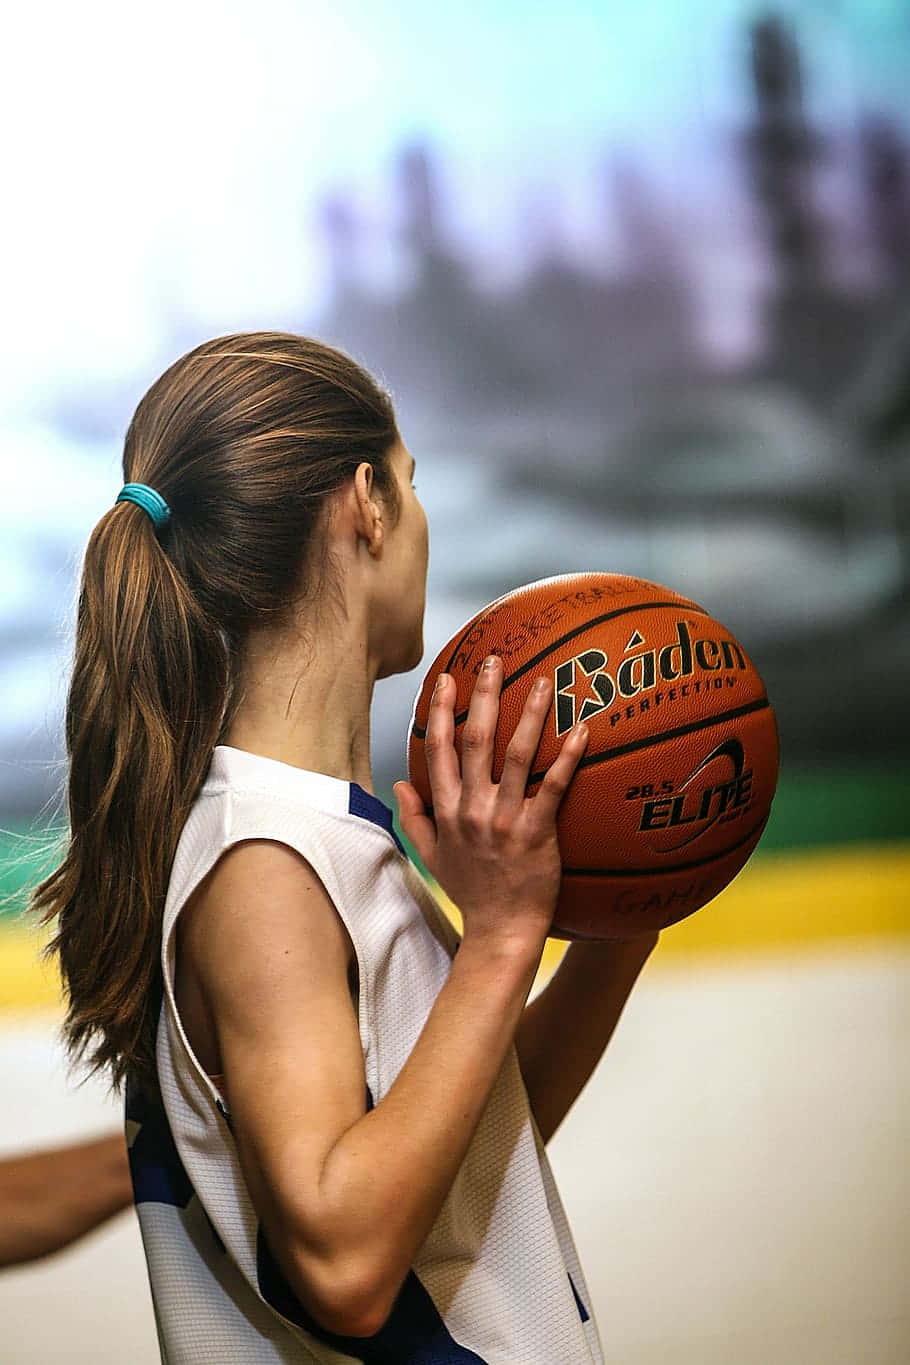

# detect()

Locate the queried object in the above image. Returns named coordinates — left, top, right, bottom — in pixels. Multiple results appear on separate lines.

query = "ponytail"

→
left=31, top=332, right=399, bottom=1089
left=33, top=503, right=227, bottom=1087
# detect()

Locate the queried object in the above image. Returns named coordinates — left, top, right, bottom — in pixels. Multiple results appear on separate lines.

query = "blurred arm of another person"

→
left=0, top=1133, right=134, bottom=1268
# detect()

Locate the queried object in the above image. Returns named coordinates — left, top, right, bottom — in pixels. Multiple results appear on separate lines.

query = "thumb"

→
left=393, top=781, right=437, bottom=866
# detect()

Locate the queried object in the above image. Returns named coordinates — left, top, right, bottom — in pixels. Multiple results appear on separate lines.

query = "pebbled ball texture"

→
left=408, top=572, right=779, bottom=940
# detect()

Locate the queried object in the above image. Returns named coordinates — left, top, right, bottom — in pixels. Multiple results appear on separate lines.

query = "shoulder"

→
left=178, top=840, right=356, bottom=1030
left=196, top=838, right=328, bottom=901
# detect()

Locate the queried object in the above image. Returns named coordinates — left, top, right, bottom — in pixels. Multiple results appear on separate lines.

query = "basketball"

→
left=408, top=572, right=779, bottom=940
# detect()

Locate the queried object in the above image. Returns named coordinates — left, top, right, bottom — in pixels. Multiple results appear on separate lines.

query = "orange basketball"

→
left=408, top=572, right=779, bottom=940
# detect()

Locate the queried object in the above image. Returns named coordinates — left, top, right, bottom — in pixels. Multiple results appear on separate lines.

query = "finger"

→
left=459, top=654, right=503, bottom=790
left=422, top=673, right=460, bottom=812
left=527, top=722, right=589, bottom=828
left=393, top=781, right=438, bottom=867
left=496, top=676, right=553, bottom=807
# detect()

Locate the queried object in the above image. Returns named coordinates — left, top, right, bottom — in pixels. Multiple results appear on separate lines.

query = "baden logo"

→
left=553, top=621, right=748, bottom=737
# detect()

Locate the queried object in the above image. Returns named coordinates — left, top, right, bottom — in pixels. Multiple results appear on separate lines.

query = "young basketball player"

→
left=34, top=333, right=657, bottom=1363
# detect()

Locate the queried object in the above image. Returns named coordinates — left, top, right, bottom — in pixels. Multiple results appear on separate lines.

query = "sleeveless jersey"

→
left=127, top=744, right=604, bottom=1364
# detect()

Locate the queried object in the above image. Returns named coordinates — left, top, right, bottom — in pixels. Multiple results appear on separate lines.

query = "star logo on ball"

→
left=554, top=649, right=613, bottom=735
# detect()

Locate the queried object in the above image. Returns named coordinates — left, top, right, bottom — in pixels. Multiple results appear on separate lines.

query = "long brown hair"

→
left=31, top=333, right=399, bottom=1089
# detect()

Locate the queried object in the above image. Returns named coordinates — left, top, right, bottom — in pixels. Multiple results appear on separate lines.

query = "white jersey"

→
left=127, top=744, right=603, bottom=1365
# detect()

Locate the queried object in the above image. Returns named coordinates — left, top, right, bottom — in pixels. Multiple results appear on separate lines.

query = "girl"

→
left=34, top=333, right=657, bottom=1364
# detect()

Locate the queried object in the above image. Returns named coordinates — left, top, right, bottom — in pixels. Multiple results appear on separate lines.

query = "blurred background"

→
left=0, top=1, right=907, bottom=1361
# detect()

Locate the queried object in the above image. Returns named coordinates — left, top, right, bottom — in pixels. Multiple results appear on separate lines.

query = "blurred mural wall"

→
left=1, top=1, right=909, bottom=835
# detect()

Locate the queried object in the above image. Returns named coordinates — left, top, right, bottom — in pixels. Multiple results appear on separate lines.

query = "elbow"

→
left=276, top=1236, right=403, bottom=1339
left=314, top=1290, right=397, bottom=1341
left=309, top=1271, right=399, bottom=1340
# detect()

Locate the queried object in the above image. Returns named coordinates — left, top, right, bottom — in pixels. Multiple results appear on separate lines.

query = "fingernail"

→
left=483, top=654, right=499, bottom=670
left=433, top=672, right=448, bottom=694
left=574, top=723, right=589, bottom=740
left=533, top=677, right=549, bottom=694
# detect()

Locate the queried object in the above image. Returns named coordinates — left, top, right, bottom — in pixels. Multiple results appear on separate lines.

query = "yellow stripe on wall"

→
left=2, top=844, right=908, bottom=1012
left=0, top=922, right=61, bottom=1013
left=438, top=843, right=910, bottom=976
left=650, top=842, right=910, bottom=962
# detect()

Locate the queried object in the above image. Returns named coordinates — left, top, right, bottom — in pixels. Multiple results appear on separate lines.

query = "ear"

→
left=351, top=462, right=384, bottom=556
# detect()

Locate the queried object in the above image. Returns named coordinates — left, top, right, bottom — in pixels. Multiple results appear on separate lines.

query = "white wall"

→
left=1, top=945, right=907, bottom=1364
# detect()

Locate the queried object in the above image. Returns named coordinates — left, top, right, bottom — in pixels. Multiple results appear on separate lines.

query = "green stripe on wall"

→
left=757, top=761, right=909, bottom=853
left=1, top=759, right=907, bottom=921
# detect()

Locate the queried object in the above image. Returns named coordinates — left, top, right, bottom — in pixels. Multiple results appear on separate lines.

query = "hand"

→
left=395, top=656, right=588, bottom=956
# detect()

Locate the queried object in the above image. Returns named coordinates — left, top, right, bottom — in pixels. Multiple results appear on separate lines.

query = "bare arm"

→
left=515, top=933, right=659, bottom=1143
left=0, top=1133, right=133, bottom=1268
left=184, top=659, right=587, bottom=1338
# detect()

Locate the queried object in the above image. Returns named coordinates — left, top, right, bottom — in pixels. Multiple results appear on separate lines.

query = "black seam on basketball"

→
left=412, top=599, right=712, bottom=738
left=521, top=697, right=771, bottom=783
left=561, top=813, right=768, bottom=878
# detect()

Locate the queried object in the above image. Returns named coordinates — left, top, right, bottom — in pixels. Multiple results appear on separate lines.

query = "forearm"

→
left=0, top=1134, right=133, bottom=1267
left=516, top=932, right=659, bottom=1143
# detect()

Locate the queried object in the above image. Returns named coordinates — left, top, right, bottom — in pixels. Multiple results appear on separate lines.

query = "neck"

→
left=223, top=604, right=378, bottom=792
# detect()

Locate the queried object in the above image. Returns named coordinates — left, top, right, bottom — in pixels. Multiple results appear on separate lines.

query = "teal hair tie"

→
left=116, top=482, right=171, bottom=532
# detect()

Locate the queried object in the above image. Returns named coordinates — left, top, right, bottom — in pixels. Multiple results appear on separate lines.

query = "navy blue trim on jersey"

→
left=125, top=1081, right=194, bottom=1209
left=569, top=1272, right=590, bottom=1323
left=256, top=1230, right=487, bottom=1364
left=349, top=783, right=407, bottom=855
